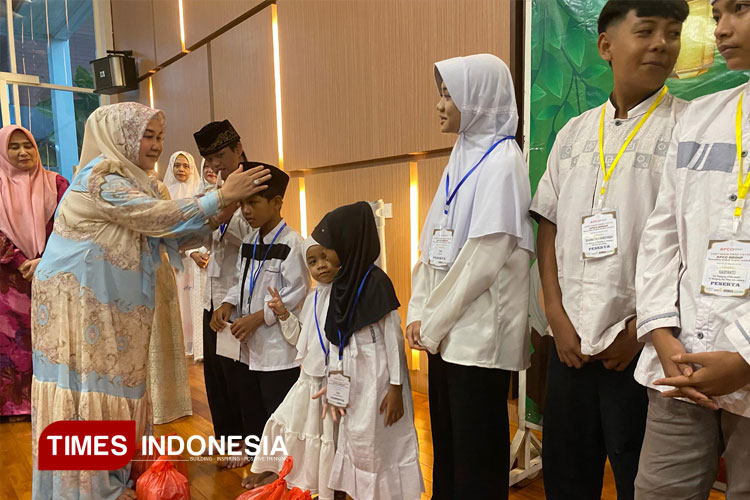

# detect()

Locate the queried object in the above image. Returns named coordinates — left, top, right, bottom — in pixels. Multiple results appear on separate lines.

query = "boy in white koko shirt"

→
left=634, top=1, right=750, bottom=497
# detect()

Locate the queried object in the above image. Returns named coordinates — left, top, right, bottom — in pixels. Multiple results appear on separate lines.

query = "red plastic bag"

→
left=131, top=451, right=189, bottom=483
left=131, top=434, right=189, bottom=482
left=283, top=487, right=313, bottom=500
left=717, top=457, right=727, bottom=484
left=135, top=456, right=191, bottom=500
left=131, top=448, right=159, bottom=482
left=235, top=456, right=294, bottom=500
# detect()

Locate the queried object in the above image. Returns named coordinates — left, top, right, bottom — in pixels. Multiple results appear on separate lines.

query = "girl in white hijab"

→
left=405, top=54, right=535, bottom=499
left=164, top=151, right=203, bottom=355
left=187, top=157, right=217, bottom=361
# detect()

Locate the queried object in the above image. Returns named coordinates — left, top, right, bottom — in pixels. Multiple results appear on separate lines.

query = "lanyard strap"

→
left=219, top=212, right=234, bottom=241
left=248, top=222, right=287, bottom=302
left=337, top=264, right=375, bottom=359
left=597, top=86, right=668, bottom=208
left=313, top=289, right=330, bottom=365
left=735, top=94, right=748, bottom=234
left=444, top=136, right=515, bottom=215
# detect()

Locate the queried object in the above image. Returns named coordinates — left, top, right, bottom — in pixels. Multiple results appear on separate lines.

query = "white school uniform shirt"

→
left=222, top=219, right=310, bottom=371
left=635, top=81, right=750, bottom=417
left=530, top=88, right=687, bottom=355
left=279, top=283, right=332, bottom=378
left=407, top=232, right=532, bottom=371
left=203, top=208, right=251, bottom=310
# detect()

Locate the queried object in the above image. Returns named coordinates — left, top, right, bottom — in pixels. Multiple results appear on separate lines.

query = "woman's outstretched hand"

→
left=220, top=165, right=271, bottom=204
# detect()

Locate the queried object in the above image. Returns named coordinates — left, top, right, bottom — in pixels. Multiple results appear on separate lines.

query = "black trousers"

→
left=202, top=308, right=299, bottom=439
left=542, top=344, right=648, bottom=500
left=428, top=353, right=511, bottom=500
left=242, top=367, right=300, bottom=440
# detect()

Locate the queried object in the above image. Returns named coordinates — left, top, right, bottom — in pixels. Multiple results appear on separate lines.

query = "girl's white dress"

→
left=251, top=284, right=336, bottom=500
left=328, top=310, right=424, bottom=500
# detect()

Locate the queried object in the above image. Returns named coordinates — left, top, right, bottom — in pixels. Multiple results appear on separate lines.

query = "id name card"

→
left=701, top=239, right=750, bottom=297
left=327, top=371, right=351, bottom=408
left=581, top=211, right=618, bottom=259
left=429, top=229, right=454, bottom=267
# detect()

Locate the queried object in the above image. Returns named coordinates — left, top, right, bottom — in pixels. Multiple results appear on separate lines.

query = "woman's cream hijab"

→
left=163, top=151, right=200, bottom=199
left=78, top=102, right=165, bottom=195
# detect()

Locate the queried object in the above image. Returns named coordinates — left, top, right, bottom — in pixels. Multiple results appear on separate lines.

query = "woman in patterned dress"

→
left=30, top=102, right=270, bottom=500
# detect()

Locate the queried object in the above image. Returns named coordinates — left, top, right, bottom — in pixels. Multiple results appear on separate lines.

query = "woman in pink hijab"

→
left=0, top=125, right=69, bottom=419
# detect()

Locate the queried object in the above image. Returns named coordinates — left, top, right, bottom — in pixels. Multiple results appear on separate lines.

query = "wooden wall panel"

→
left=182, top=0, right=266, bottom=48
left=283, top=177, right=302, bottom=235
left=114, top=79, right=150, bottom=106
left=279, top=0, right=512, bottom=170
left=153, top=0, right=183, bottom=65
left=151, top=46, right=211, bottom=178
left=304, top=162, right=411, bottom=326
left=409, top=154, right=450, bottom=393
left=417, top=155, right=449, bottom=237
left=211, top=8, right=279, bottom=168
left=111, top=0, right=156, bottom=73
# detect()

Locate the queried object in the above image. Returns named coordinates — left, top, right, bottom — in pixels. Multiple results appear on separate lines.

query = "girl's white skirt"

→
left=251, top=370, right=336, bottom=500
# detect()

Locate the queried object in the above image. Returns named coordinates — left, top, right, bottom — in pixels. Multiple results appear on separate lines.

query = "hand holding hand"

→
left=652, top=328, right=713, bottom=408
left=230, top=311, right=264, bottom=341
left=655, top=351, right=750, bottom=406
left=592, top=318, right=642, bottom=371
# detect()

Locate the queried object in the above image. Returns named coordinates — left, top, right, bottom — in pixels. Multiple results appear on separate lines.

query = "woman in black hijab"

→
left=312, top=202, right=424, bottom=500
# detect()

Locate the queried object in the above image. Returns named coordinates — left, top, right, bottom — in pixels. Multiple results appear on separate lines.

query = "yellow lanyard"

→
left=735, top=94, right=749, bottom=234
left=597, top=86, right=669, bottom=209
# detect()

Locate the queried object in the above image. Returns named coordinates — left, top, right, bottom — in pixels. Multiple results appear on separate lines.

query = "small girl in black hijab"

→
left=312, top=202, right=424, bottom=500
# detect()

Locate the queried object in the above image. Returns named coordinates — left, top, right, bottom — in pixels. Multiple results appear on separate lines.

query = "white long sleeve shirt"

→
left=635, top=80, right=750, bottom=417
left=279, top=283, right=332, bottom=378
left=531, top=89, right=686, bottom=355
left=407, top=233, right=531, bottom=371
left=204, top=208, right=251, bottom=310
left=222, top=219, right=310, bottom=371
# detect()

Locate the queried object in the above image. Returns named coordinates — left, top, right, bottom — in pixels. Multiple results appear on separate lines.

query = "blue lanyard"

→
left=248, top=222, right=287, bottom=303
left=444, top=136, right=514, bottom=215
left=313, top=289, right=330, bottom=365
left=219, top=223, right=228, bottom=239
left=337, top=264, right=375, bottom=360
